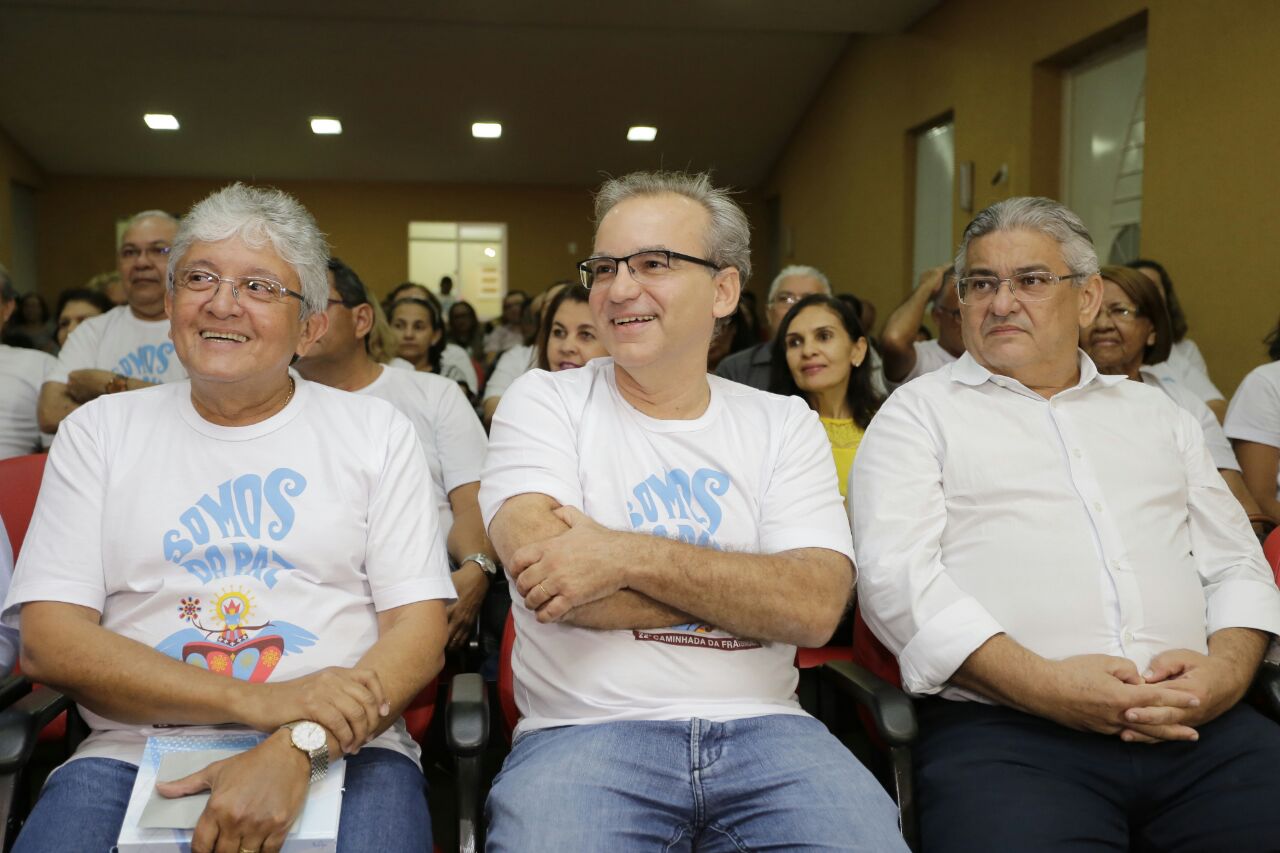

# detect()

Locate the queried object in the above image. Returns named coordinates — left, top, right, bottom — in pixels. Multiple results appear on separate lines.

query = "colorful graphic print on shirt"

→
left=114, top=342, right=178, bottom=381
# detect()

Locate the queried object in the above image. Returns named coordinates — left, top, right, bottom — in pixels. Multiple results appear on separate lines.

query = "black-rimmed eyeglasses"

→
left=576, top=250, right=722, bottom=290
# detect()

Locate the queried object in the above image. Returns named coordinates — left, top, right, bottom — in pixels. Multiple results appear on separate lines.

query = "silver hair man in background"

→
left=714, top=263, right=830, bottom=390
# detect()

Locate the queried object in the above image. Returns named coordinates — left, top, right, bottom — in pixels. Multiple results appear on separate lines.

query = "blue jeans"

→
left=485, top=714, right=907, bottom=852
left=13, top=746, right=430, bottom=852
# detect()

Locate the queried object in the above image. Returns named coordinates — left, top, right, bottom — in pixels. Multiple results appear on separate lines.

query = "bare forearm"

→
left=566, top=590, right=692, bottom=630
left=949, top=633, right=1049, bottom=714
left=880, top=285, right=934, bottom=380
left=1220, top=469, right=1266, bottom=522
left=1207, top=399, right=1227, bottom=425
left=355, top=601, right=447, bottom=739
left=1205, top=626, right=1269, bottom=701
left=446, top=484, right=497, bottom=566
left=37, top=383, right=78, bottom=433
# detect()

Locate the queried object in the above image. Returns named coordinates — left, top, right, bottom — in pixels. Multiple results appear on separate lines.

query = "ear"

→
left=1077, top=273, right=1104, bottom=328
left=352, top=304, right=375, bottom=342
left=712, top=267, right=741, bottom=321
left=430, top=327, right=443, bottom=347
left=1146, top=329, right=1156, bottom=347
left=850, top=336, right=869, bottom=368
left=294, top=310, right=330, bottom=358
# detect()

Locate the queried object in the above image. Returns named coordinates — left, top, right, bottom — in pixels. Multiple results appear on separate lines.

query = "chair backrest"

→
left=402, top=678, right=439, bottom=740
left=1264, top=527, right=1280, bottom=585
left=852, top=605, right=902, bottom=688
left=0, top=454, right=47, bottom=560
left=497, top=612, right=518, bottom=741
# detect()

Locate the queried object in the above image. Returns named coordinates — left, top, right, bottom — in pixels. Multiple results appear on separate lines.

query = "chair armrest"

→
left=820, top=660, right=917, bottom=746
left=0, top=674, right=32, bottom=710
left=0, top=685, right=72, bottom=773
left=446, top=673, right=490, bottom=757
left=1254, top=661, right=1280, bottom=722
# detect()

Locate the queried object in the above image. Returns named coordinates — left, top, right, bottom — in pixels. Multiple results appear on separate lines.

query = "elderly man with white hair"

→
left=37, top=209, right=188, bottom=433
left=7, top=183, right=453, bottom=853
left=852, top=196, right=1280, bottom=852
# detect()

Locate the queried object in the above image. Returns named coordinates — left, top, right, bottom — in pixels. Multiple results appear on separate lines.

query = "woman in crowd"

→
left=4, top=183, right=452, bottom=852
left=12, top=292, right=56, bottom=352
left=54, top=288, right=114, bottom=348
left=769, top=293, right=881, bottom=502
left=1225, top=313, right=1280, bottom=525
left=1083, top=265, right=1264, bottom=526
left=1127, top=258, right=1225, bottom=420
left=389, top=296, right=479, bottom=397
left=447, top=300, right=485, bottom=361
left=533, top=284, right=608, bottom=372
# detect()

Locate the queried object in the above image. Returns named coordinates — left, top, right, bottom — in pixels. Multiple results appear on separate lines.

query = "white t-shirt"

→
left=3, top=378, right=455, bottom=766
left=0, top=344, right=58, bottom=458
left=49, top=305, right=186, bottom=385
left=888, top=339, right=957, bottom=390
left=357, top=365, right=487, bottom=535
left=483, top=344, right=535, bottom=401
left=1225, top=361, right=1280, bottom=499
left=439, top=343, right=478, bottom=396
left=479, top=359, right=854, bottom=734
left=1166, top=338, right=1223, bottom=404
left=1141, top=365, right=1237, bottom=472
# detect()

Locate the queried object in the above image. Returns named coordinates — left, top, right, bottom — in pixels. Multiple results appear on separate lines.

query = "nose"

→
left=606, top=262, right=643, bottom=302
left=205, top=280, right=243, bottom=317
left=1091, top=308, right=1116, bottom=331
left=989, top=280, right=1019, bottom=316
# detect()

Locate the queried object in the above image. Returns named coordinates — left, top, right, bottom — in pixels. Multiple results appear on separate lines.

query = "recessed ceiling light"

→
left=144, top=114, right=179, bottom=131
left=310, top=117, right=342, bottom=135
left=627, top=126, right=658, bottom=142
left=472, top=122, right=502, bottom=139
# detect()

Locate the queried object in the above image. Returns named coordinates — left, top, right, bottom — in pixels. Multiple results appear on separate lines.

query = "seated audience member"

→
left=437, top=275, right=457, bottom=316
left=389, top=296, right=479, bottom=396
left=296, top=257, right=497, bottom=654
left=1083, top=265, right=1264, bottom=525
left=880, top=265, right=964, bottom=387
left=0, top=276, right=58, bottom=458
left=533, top=284, right=607, bottom=372
left=447, top=299, right=485, bottom=361
left=852, top=196, right=1280, bottom=853
left=86, top=270, right=127, bottom=305
left=1128, top=258, right=1225, bottom=420
left=706, top=303, right=756, bottom=371
left=37, top=210, right=187, bottom=434
left=54, top=288, right=114, bottom=349
left=480, top=284, right=567, bottom=427
left=714, top=264, right=830, bottom=390
left=384, top=280, right=432, bottom=313
left=479, top=170, right=905, bottom=852
left=1224, top=318, right=1280, bottom=524
left=770, top=293, right=881, bottom=502
left=13, top=292, right=56, bottom=353
left=3, top=183, right=453, bottom=852
left=483, top=290, right=530, bottom=361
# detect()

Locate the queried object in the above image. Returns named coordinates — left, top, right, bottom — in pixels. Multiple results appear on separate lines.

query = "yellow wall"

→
left=767, top=0, right=1280, bottom=394
left=0, top=127, right=44, bottom=272
left=34, top=176, right=598, bottom=317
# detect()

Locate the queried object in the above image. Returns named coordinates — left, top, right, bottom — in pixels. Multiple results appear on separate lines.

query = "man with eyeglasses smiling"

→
left=713, top=263, right=831, bottom=390
left=479, top=171, right=906, bottom=851
left=38, top=209, right=186, bottom=433
left=851, top=196, right=1280, bottom=852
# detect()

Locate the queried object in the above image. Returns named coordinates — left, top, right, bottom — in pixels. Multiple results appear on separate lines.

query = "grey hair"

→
left=118, top=209, right=179, bottom=249
left=168, top=184, right=329, bottom=319
left=593, top=171, right=752, bottom=285
left=767, top=264, right=831, bottom=303
left=956, top=197, right=1099, bottom=279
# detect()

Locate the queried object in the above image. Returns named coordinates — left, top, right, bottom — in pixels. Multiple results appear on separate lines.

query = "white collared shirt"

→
left=1139, top=364, right=1238, bottom=472
left=850, top=351, right=1280, bottom=701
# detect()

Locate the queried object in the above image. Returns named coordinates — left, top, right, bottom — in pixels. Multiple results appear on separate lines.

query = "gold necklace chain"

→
left=282, top=375, right=295, bottom=408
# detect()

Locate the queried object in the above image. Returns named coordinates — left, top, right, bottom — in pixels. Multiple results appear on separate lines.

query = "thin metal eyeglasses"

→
left=1098, top=304, right=1141, bottom=323
left=956, top=271, right=1088, bottom=305
left=577, top=250, right=722, bottom=290
left=119, top=245, right=171, bottom=262
left=175, top=268, right=304, bottom=304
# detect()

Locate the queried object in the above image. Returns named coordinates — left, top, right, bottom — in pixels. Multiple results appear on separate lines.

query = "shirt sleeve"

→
left=849, top=389, right=1004, bottom=695
left=440, top=346, right=478, bottom=395
left=434, top=380, right=488, bottom=494
left=1168, top=383, right=1238, bottom=471
left=47, top=315, right=103, bottom=384
left=1174, top=357, right=1224, bottom=403
left=757, top=400, right=855, bottom=560
left=479, top=370, right=583, bottom=529
left=483, top=347, right=528, bottom=401
left=1224, top=366, right=1280, bottom=449
left=1175, top=405, right=1280, bottom=636
left=0, top=521, right=17, bottom=672
left=2, top=407, right=110, bottom=623
left=364, top=411, right=457, bottom=611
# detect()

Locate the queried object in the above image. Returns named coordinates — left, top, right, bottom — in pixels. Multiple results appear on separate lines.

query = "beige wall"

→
left=767, top=0, right=1280, bottom=395
left=34, top=176, right=599, bottom=318
left=0, top=127, right=44, bottom=273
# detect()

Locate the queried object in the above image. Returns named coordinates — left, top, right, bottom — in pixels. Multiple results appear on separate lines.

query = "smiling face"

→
left=165, top=237, right=326, bottom=389
left=118, top=215, right=177, bottom=318
left=783, top=304, right=867, bottom=397
left=390, top=300, right=441, bottom=366
left=960, top=228, right=1101, bottom=389
left=1082, top=278, right=1153, bottom=379
left=546, top=298, right=607, bottom=371
left=588, top=192, right=739, bottom=380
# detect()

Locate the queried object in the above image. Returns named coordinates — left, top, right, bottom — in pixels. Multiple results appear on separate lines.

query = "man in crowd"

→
left=852, top=196, right=1280, bottom=851
left=879, top=264, right=964, bottom=387
left=38, top=209, right=186, bottom=432
left=0, top=271, right=57, bottom=458
left=479, top=171, right=905, bottom=851
left=714, top=264, right=830, bottom=390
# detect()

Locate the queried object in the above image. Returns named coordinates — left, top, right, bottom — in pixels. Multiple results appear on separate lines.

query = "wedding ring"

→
left=536, top=582, right=551, bottom=599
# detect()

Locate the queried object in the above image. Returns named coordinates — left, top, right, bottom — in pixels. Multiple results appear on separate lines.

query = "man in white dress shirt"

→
left=851, top=196, right=1280, bottom=852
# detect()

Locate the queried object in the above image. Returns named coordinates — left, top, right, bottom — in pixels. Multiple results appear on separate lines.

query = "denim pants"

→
left=485, top=714, right=908, bottom=852
left=13, top=746, right=430, bottom=852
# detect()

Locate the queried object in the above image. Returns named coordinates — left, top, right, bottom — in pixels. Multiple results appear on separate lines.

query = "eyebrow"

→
left=965, top=264, right=1054, bottom=276
left=591, top=245, right=671, bottom=257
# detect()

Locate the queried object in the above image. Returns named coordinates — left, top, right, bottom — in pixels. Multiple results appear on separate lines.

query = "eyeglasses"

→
left=771, top=293, right=804, bottom=307
left=1099, top=304, right=1142, bottom=323
left=120, top=245, right=171, bottom=262
left=176, top=268, right=304, bottom=305
left=576, top=250, right=722, bottom=290
left=955, top=271, right=1087, bottom=305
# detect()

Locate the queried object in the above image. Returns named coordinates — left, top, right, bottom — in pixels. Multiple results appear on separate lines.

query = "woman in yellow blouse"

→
left=770, top=294, right=882, bottom=501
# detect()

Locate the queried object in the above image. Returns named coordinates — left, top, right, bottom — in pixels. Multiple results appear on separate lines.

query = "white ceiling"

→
left=0, top=0, right=940, bottom=187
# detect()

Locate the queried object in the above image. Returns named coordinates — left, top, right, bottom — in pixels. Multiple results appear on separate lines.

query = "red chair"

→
left=0, top=454, right=47, bottom=560
left=1263, top=527, right=1280, bottom=584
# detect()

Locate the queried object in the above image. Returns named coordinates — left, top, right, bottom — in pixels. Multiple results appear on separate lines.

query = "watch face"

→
left=292, top=722, right=327, bottom=751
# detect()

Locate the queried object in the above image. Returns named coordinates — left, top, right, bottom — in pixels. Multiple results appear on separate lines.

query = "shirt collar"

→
left=950, top=349, right=1126, bottom=394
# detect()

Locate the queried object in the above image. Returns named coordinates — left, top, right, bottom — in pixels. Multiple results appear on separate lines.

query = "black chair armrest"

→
left=1254, top=660, right=1280, bottom=722
left=820, top=660, right=917, bottom=746
left=0, top=675, right=32, bottom=711
left=0, top=685, right=72, bottom=774
left=446, top=673, right=490, bottom=757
